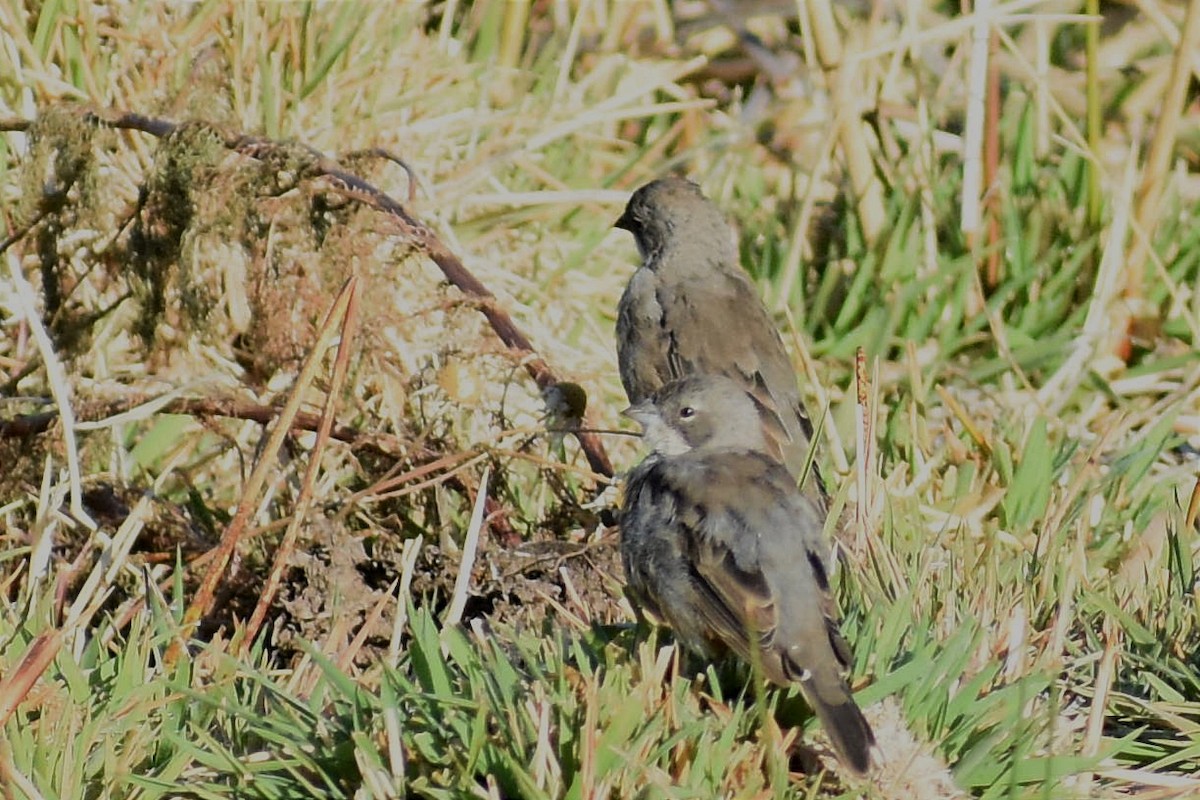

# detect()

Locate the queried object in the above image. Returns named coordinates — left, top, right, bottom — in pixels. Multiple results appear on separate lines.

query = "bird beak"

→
left=621, top=401, right=655, bottom=430
left=613, top=209, right=633, bottom=231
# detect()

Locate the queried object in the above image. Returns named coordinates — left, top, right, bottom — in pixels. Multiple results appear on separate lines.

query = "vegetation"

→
left=1, top=1, right=1198, bottom=798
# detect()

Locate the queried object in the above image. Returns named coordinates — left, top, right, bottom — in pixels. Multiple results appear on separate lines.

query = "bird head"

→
left=614, top=177, right=731, bottom=264
left=623, top=375, right=771, bottom=455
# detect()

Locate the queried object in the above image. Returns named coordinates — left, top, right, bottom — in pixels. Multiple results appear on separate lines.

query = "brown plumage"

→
left=614, top=176, right=827, bottom=506
left=620, top=375, right=875, bottom=775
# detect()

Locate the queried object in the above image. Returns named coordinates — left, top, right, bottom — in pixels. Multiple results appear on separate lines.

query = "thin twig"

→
left=240, top=276, right=363, bottom=653
left=387, top=535, right=424, bottom=669
left=172, top=278, right=358, bottom=662
left=4, top=251, right=95, bottom=530
left=442, top=465, right=490, bottom=632
left=960, top=0, right=991, bottom=240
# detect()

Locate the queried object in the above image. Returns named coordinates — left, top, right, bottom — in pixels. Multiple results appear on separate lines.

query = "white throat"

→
left=640, top=414, right=692, bottom=457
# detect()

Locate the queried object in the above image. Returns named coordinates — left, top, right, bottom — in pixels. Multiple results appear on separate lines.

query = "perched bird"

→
left=614, top=176, right=827, bottom=505
left=620, top=375, right=874, bottom=775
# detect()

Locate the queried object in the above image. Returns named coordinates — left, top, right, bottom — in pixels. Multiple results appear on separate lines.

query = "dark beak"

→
left=621, top=401, right=654, bottom=430
left=613, top=208, right=634, bottom=231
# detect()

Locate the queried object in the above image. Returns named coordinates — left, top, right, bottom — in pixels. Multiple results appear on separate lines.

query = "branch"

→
left=0, top=395, right=525, bottom=546
left=29, top=108, right=617, bottom=477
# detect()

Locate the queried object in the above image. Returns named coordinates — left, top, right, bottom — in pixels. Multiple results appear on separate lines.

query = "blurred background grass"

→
left=1, top=1, right=1199, bottom=797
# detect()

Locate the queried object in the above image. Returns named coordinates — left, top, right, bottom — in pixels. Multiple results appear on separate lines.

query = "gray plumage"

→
left=621, top=375, right=874, bottom=775
left=614, top=176, right=826, bottom=505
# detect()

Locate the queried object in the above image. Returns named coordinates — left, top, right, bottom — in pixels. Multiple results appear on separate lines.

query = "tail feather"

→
left=805, top=684, right=876, bottom=775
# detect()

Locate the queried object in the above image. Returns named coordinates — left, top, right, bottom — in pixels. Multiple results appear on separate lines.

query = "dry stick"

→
left=0, top=396, right=526, bottom=545
left=345, top=450, right=482, bottom=507
left=239, top=276, right=362, bottom=654
left=853, top=347, right=870, bottom=555
left=385, top=215, right=613, bottom=480
left=1081, top=617, right=1121, bottom=794
left=960, top=0, right=991, bottom=245
left=0, top=630, right=62, bottom=727
left=341, top=147, right=420, bottom=201
left=2, top=400, right=367, bottom=444
left=983, top=23, right=1002, bottom=288
left=1084, top=0, right=1103, bottom=230
left=803, top=0, right=885, bottom=242
left=442, top=465, right=491, bottom=632
left=363, top=453, right=488, bottom=504
left=84, top=109, right=614, bottom=477
left=4, top=250, right=95, bottom=530
left=1187, top=477, right=1200, bottom=531
left=1034, top=20, right=1050, bottom=158
left=935, top=384, right=992, bottom=457
left=0, top=199, right=62, bottom=255
left=336, top=578, right=399, bottom=674
left=915, top=99, right=941, bottom=290
left=170, top=278, right=357, bottom=663
left=852, top=349, right=904, bottom=595
left=387, top=535, right=425, bottom=669
left=1130, top=0, right=1200, bottom=82
left=786, top=316, right=849, bottom=478
left=1124, top=0, right=1200, bottom=317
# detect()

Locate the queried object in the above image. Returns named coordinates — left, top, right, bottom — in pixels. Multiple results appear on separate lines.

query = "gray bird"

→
left=614, top=176, right=827, bottom=506
left=620, top=375, right=874, bottom=775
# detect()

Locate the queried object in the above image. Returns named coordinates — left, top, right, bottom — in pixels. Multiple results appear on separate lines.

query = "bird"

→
left=619, top=374, right=875, bottom=775
left=613, top=176, right=828, bottom=508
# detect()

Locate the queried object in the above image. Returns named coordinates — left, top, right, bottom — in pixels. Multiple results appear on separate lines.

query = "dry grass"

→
left=1, top=1, right=1199, bottom=798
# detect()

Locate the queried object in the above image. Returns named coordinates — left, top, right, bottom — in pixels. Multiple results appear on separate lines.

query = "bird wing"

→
left=620, top=456, right=747, bottom=656
left=656, top=269, right=819, bottom=483
left=664, top=452, right=817, bottom=680
left=622, top=450, right=874, bottom=773
left=616, top=268, right=674, bottom=404
left=677, top=452, right=873, bottom=771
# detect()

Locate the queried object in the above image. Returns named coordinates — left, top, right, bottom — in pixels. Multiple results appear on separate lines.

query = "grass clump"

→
left=2, top=2, right=1200, bottom=798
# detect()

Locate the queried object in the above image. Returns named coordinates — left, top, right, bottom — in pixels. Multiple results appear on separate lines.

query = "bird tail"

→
left=803, top=679, right=876, bottom=776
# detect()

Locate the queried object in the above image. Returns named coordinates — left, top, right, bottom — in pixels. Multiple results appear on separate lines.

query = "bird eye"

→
left=679, top=406, right=695, bottom=419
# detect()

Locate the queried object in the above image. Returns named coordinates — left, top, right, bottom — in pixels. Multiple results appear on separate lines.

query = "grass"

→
left=2, top=1, right=1200, bottom=798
